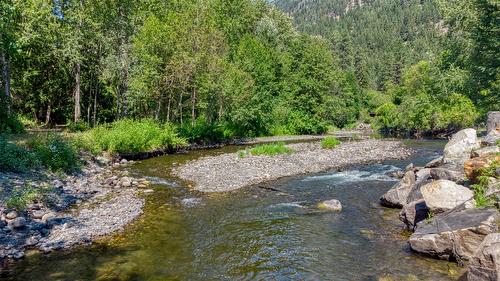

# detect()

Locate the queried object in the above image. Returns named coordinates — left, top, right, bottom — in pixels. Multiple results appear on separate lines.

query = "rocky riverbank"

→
left=380, top=111, right=500, bottom=280
left=0, top=158, right=151, bottom=269
left=174, top=139, right=413, bottom=192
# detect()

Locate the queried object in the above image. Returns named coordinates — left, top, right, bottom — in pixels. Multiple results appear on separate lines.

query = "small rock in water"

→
left=181, top=198, right=202, bottom=207
left=318, top=199, right=342, bottom=211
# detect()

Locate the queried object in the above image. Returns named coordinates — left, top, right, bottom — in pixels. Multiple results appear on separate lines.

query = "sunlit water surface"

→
left=4, top=140, right=463, bottom=281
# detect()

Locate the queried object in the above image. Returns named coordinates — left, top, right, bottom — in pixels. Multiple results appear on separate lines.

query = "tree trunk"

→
left=93, top=87, right=97, bottom=127
left=191, top=87, right=196, bottom=125
left=167, top=92, right=172, bottom=122
left=45, top=103, right=52, bottom=126
left=73, top=62, right=81, bottom=122
left=178, top=91, right=183, bottom=125
left=155, top=98, right=161, bottom=121
left=1, top=49, right=11, bottom=114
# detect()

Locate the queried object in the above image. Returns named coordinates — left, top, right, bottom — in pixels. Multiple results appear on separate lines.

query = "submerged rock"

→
left=380, top=171, right=415, bottom=208
left=467, top=233, right=500, bottom=281
left=318, top=199, right=342, bottom=211
left=409, top=207, right=499, bottom=261
left=420, top=180, right=474, bottom=213
left=442, top=129, right=479, bottom=165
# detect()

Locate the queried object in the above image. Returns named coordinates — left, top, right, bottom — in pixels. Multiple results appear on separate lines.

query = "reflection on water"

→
left=4, top=140, right=463, bottom=281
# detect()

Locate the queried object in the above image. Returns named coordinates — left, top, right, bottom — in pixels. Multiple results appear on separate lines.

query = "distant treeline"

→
left=0, top=0, right=498, bottom=138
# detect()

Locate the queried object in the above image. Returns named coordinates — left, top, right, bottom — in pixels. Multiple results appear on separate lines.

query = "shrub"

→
left=248, top=142, right=293, bottom=156
left=30, top=136, right=80, bottom=173
left=67, top=121, right=90, bottom=132
left=179, top=118, right=229, bottom=144
left=75, top=119, right=186, bottom=154
left=321, top=136, right=341, bottom=149
left=0, top=137, right=39, bottom=172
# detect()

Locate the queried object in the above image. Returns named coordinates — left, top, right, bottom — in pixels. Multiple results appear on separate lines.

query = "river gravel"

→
left=173, top=139, right=413, bottom=192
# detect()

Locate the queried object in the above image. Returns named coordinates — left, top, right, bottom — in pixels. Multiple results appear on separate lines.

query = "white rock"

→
left=421, top=180, right=474, bottom=213
left=318, top=199, right=342, bottom=211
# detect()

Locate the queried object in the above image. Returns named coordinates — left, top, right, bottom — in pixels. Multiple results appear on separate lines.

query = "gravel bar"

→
left=173, top=139, right=413, bottom=192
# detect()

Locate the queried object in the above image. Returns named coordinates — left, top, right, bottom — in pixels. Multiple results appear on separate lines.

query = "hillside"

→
left=272, top=0, right=445, bottom=90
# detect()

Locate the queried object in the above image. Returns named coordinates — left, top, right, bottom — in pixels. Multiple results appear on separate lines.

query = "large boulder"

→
left=429, top=167, right=466, bottom=183
left=420, top=180, right=474, bottom=213
left=484, top=130, right=500, bottom=146
left=467, top=233, right=500, bottom=281
left=487, top=111, right=500, bottom=134
left=409, top=207, right=499, bottom=261
left=443, top=129, right=479, bottom=165
left=380, top=171, right=415, bottom=208
left=400, top=199, right=429, bottom=231
left=472, top=146, right=500, bottom=158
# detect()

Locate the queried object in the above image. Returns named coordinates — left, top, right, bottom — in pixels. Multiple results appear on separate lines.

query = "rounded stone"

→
left=6, top=211, right=18, bottom=220
left=31, top=210, right=45, bottom=219
left=9, top=217, right=27, bottom=229
left=318, top=199, right=342, bottom=211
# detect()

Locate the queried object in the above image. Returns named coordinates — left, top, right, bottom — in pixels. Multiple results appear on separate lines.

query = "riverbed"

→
left=2, top=140, right=463, bottom=280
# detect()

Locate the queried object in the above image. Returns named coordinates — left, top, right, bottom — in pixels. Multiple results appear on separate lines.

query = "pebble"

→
left=31, top=210, right=45, bottom=219
left=9, top=217, right=27, bottom=229
left=6, top=211, right=18, bottom=220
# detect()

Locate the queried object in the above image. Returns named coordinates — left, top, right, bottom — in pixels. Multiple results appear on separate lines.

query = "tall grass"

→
left=74, top=119, right=186, bottom=154
left=321, top=136, right=341, bottom=149
left=241, top=142, right=293, bottom=157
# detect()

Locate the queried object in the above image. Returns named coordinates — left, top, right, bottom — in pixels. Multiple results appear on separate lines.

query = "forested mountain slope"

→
left=272, top=0, right=444, bottom=90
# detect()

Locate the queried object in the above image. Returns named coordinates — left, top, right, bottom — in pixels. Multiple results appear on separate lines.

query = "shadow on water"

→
left=4, top=140, right=464, bottom=281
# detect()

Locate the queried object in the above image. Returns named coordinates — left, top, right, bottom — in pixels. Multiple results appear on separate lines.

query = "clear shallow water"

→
left=4, top=140, right=463, bottom=281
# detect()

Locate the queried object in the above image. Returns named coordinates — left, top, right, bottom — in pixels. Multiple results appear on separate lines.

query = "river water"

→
left=5, top=140, right=463, bottom=281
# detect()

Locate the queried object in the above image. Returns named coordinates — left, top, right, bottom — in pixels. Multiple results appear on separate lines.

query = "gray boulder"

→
left=473, top=146, right=500, bottom=158
left=484, top=130, right=500, bottom=146
left=8, top=217, right=27, bottom=229
left=425, top=156, right=443, bottom=168
left=400, top=199, right=429, bottom=231
left=467, top=233, right=500, bottom=281
left=429, top=167, right=466, bottom=182
left=380, top=171, right=415, bottom=208
left=487, top=111, right=500, bottom=134
left=443, top=129, right=479, bottom=165
left=409, top=207, right=499, bottom=261
left=420, top=180, right=474, bottom=213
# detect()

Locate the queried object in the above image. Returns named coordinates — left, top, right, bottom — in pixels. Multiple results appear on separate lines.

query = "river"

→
left=4, top=140, right=462, bottom=281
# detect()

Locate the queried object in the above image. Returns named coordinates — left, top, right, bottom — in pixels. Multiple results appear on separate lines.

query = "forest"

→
left=0, top=0, right=499, bottom=140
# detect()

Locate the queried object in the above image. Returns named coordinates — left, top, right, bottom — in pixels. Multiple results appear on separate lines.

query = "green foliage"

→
left=179, top=118, right=230, bottom=144
left=373, top=61, right=479, bottom=135
left=30, top=136, right=80, bottom=173
left=75, top=119, right=186, bottom=154
left=0, top=137, right=39, bottom=172
left=67, top=121, right=90, bottom=133
left=321, top=136, right=341, bottom=149
left=6, top=185, right=39, bottom=211
left=243, top=142, right=293, bottom=157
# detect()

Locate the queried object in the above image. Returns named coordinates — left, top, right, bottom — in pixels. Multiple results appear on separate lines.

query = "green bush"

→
left=248, top=142, right=293, bottom=156
left=67, top=121, right=90, bottom=132
left=75, top=119, right=186, bottom=154
left=321, top=136, right=341, bottom=149
left=179, top=118, right=230, bottom=143
left=0, top=137, right=39, bottom=172
left=31, top=136, right=80, bottom=173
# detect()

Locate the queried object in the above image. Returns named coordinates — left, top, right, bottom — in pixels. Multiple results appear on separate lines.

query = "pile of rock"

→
left=380, top=111, right=500, bottom=280
left=0, top=157, right=149, bottom=265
